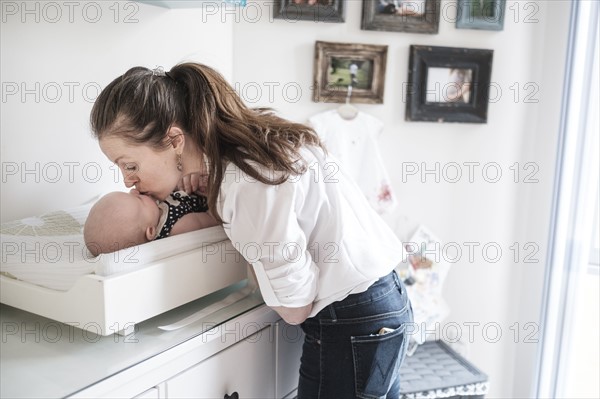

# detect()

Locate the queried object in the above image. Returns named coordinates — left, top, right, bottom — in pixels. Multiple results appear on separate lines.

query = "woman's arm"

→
left=247, top=267, right=313, bottom=325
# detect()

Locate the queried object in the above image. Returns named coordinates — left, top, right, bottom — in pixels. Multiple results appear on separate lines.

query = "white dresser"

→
left=0, top=284, right=303, bottom=399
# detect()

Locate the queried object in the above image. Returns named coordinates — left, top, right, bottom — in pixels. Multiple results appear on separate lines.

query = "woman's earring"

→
left=177, top=154, right=183, bottom=171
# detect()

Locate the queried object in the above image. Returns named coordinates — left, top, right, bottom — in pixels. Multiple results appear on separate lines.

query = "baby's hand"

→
left=178, top=172, right=208, bottom=196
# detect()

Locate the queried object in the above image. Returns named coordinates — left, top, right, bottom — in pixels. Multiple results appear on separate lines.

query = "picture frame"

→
left=273, top=0, right=346, bottom=23
left=456, top=0, right=506, bottom=30
left=361, top=0, right=441, bottom=34
left=313, top=41, right=388, bottom=104
left=405, top=45, right=494, bottom=123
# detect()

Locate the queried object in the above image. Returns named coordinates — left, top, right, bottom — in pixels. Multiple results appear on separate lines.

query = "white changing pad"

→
left=1, top=203, right=228, bottom=291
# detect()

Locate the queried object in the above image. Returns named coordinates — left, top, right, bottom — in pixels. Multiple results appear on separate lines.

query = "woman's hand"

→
left=271, top=304, right=313, bottom=325
left=177, top=172, right=208, bottom=196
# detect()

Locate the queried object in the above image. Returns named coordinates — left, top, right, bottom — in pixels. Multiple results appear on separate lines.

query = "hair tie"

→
left=152, top=66, right=166, bottom=77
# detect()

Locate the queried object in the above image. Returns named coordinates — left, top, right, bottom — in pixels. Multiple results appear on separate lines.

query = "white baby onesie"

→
left=309, top=110, right=397, bottom=214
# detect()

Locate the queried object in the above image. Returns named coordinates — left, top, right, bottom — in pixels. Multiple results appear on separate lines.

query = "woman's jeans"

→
left=298, top=270, right=414, bottom=399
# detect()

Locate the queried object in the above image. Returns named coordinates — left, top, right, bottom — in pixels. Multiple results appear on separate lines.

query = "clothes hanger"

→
left=337, top=85, right=358, bottom=120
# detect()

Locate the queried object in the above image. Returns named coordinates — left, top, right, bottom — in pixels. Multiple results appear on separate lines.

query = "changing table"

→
left=399, top=340, right=489, bottom=399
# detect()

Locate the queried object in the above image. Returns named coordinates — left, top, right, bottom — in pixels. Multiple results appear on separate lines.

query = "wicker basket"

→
left=399, top=340, right=489, bottom=399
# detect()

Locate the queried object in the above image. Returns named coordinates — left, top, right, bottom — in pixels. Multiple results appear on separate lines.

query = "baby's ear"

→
left=146, top=226, right=157, bottom=241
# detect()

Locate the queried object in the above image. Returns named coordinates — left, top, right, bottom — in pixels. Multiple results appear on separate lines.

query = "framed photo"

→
left=361, top=0, right=441, bottom=34
left=273, top=0, right=346, bottom=23
left=313, top=41, right=388, bottom=104
left=405, top=45, right=494, bottom=123
left=456, top=0, right=506, bottom=30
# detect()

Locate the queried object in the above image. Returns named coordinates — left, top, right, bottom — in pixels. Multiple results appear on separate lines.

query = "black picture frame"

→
left=405, top=45, right=494, bottom=123
left=456, top=0, right=506, bottom=31
left=361, top=0, right=441, bottom=34
left=273, top=0, right=346, bottom=23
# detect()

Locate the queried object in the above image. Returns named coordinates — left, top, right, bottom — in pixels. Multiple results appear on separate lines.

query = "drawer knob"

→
left=224, top=392, right=239, bottom=399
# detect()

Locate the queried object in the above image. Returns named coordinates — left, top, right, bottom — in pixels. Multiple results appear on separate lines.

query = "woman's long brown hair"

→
left=90, top=62, right=324, bottom=221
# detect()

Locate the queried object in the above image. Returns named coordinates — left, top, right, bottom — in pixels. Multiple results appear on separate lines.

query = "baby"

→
left=84, top=190, right=218, bottom=256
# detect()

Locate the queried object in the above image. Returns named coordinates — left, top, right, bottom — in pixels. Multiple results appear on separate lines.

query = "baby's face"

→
left=121, top=190, right=161, bottom=227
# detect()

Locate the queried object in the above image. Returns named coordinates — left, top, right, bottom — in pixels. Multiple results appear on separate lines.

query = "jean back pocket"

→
left=351, top=323, right=407, bottom=399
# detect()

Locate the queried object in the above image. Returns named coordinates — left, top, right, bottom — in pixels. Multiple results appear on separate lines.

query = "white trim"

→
left=589, top=187, right=600, bottom=267
left=534, top=1, right=600, bottom=397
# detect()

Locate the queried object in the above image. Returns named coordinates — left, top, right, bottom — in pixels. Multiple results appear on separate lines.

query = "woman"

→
left=90, top=62, right=413, bottom=398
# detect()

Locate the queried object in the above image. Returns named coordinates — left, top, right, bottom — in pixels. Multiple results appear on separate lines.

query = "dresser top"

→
left=0, top=282, right=264, bottom=398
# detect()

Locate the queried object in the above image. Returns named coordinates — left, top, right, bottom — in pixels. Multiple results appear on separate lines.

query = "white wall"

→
left=0, top=0, right=233, bottom=222
left=229, top=1, right=569, bottom=398
left=1, top=0, right=572, bottom=397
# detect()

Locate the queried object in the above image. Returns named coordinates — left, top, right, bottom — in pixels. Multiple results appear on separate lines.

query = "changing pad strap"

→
left=158, top=267, right=259, bottom=331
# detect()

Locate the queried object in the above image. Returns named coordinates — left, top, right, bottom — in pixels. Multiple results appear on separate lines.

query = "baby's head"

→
left=84, top=191, right=161, bottom=256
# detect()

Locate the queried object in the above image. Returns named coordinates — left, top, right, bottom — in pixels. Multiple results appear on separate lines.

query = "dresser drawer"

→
left=275, top=322, right=303, bottom=398
left=166, top=326, right=275, bottom=398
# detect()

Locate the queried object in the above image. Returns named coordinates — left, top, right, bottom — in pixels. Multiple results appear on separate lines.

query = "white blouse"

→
left=217, top=145, right=403, bottom=317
